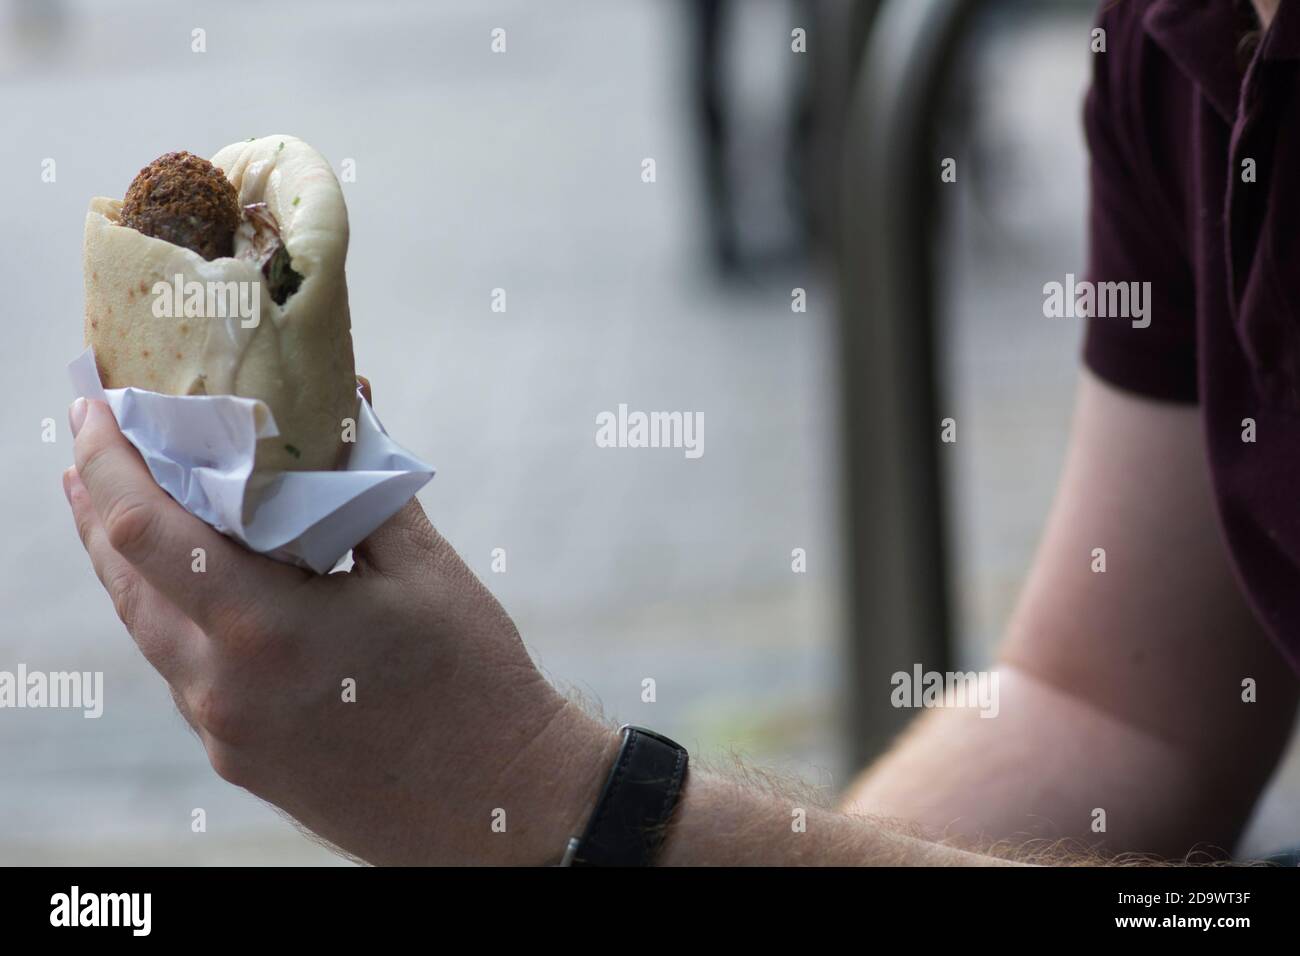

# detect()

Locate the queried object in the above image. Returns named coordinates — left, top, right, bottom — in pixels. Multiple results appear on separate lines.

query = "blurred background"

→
left=0, top=0, right=1295, bottom=864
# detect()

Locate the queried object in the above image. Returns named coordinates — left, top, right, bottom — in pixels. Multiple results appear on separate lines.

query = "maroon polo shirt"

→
left=1081, top=0, right=1300, bottom=675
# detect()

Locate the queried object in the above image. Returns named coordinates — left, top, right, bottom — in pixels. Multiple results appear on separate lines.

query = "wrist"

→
left=493, top=699, right=621, bottom=866
left=561, top=724, right=691, bottom=866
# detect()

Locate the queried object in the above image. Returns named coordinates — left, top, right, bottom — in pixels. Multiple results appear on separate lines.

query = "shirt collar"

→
left=1144, top=0, right=1300, bottom=123
left=1143, top=0, right=1243, bottom=122
left=1259, top=0, right=1300, bottom=61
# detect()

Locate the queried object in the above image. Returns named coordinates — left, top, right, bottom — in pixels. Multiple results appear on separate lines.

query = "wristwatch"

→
left=558, top=724, right=689, bottom=867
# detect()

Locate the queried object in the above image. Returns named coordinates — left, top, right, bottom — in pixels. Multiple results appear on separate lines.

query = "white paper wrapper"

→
left=68, top=347, right=435, bottom=574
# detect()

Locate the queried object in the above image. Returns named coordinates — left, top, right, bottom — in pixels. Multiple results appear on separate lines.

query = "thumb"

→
left=350, top=375, right=447, bottom=579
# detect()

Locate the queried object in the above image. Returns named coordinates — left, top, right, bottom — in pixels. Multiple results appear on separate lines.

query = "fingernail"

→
left=69, top=397, right=87, bottom=437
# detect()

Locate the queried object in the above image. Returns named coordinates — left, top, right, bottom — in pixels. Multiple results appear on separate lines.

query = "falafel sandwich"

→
left=82, top=136, right=358, bottom=473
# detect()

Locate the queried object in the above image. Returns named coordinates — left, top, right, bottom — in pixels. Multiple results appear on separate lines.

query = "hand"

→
left=62, top=386, right=619, bottom=865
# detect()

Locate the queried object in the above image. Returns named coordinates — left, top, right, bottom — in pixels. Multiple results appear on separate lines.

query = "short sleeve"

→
left=1080, top=11, right=1198, bottom=403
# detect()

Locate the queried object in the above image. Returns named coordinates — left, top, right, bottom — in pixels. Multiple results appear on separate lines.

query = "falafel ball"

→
left=119, top=151, right=240, bottom=261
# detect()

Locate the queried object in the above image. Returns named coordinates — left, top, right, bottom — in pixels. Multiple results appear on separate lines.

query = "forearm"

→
left=537, top=709, right=1013, bottom=866
left=840, top=665, right=1255, bottom=859
left=655, top=770, right=1015, bottom=866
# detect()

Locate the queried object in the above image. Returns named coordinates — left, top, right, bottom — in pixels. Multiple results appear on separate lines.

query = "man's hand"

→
left=63, top=392, right=619, bottom=866
left=61, top=389, right=1034, bottom=868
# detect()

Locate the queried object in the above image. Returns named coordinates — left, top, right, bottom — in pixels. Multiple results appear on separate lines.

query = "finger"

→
left=352, top=496, right=444, bottom=580
left=64, top=466, right=200, bottom=685
left=357, top=374, right=372, bottom=407
left=71, top=398, right=308, bottom=635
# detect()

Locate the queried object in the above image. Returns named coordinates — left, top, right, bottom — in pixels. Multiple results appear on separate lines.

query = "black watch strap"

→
left=561, top=725, right=689, bottom=867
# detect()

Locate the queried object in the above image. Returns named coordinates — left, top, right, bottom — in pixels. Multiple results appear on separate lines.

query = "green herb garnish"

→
left=284, top=443, right=301, bottom=459
left=292, top=196, right=300, bottom=206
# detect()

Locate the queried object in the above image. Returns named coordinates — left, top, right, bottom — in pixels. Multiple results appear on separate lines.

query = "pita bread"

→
left=83, top=135, right=358, bottom=473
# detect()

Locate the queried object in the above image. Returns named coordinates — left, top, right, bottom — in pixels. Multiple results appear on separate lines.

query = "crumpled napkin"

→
left=68, top=347, right=435, bottom=573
